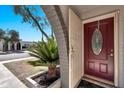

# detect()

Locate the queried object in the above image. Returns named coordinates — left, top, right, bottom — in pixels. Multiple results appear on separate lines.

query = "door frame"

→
left=82, top=11, right=119, bottom=87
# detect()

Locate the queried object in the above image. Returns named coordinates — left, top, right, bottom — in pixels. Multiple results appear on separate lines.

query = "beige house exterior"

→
left=69, top=5, right=124, bottom=88
left=1, top=5, right=123, bottom=88
left=41, top=5, right=124, bottom=88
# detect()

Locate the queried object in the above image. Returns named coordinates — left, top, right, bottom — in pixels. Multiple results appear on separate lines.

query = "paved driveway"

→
left=0, top=51, right=31, bottom=61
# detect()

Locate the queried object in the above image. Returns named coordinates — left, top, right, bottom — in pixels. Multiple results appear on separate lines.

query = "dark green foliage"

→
left=8, top=30, right=19, bottom=43
left=27, top=60, right=48, bottom=66
left=0, top=28, right=5, bottom=40
left=28, top=37, right=59, bottom=65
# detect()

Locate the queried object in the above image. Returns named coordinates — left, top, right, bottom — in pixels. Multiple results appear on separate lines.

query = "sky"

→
left=0, top=5, right=51, bottom=42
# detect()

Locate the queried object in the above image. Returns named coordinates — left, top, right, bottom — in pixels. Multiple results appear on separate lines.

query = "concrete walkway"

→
left=0, top=64, right=27, bottom=88
left=0, top=57, right=36, bottom=88
left=0, top=52, right=30, bottom=61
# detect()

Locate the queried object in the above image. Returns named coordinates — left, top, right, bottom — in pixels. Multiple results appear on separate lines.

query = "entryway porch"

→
left=69, top=5, right=124, bottom=88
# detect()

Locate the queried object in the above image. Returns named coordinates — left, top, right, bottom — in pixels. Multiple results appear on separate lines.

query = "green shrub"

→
left=28, top=37, right=59, bottom=65
left=27, top=60, right=48, bottom=66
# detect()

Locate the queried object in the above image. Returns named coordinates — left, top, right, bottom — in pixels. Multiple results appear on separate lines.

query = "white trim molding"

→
left=82, top=11, right=119, bottom=87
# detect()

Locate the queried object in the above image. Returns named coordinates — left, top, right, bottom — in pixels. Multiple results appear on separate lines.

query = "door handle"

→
left=109, top=53, right=114, bottom=57
left=109, top=49, right=114, bottom=57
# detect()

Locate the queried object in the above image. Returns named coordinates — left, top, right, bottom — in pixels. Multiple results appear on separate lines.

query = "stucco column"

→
left=20, top=42, right=22, bottom=50
left=14, top=42, right=17, bottom=50
left=42, top=5, right=69, bottom=88
left=8, top=42, right=11, bottom=51
left=0, top=40, right=3, bottom=52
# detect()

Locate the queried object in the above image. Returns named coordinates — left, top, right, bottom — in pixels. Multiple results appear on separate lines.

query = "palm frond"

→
left=28, top=37, right=59, bottom=64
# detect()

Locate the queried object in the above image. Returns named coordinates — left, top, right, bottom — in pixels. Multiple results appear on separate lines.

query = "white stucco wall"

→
left=0, top=39, right=4, bottom=52
left=42, top=5, right=69, bottom=88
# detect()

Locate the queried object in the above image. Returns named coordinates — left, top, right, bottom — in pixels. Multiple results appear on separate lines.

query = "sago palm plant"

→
left=28, top=37, right=59, bottom=77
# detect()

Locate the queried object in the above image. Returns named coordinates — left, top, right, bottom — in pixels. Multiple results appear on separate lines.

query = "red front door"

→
left=84, top=17, right=114, bottom=82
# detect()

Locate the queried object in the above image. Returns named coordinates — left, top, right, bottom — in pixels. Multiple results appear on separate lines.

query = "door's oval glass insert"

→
left=92, top=28, right=103, bottom=55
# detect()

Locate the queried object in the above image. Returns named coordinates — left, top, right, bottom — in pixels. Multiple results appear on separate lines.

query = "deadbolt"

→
left=110, top=49, right=113, bottom=52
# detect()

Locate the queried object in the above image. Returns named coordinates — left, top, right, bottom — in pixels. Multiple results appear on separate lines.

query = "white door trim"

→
left=82, top=11, right=119, bottom=87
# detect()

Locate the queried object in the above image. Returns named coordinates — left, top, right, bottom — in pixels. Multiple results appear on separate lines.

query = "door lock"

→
left=110, top=49, right=113, bottom=52
left=109, top=53, right=114, bottom=57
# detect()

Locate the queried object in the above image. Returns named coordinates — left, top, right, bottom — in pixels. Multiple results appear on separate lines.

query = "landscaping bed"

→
left=4, top=59, right=60, bottom=88
left=26, top=67, right=60, bottom=88
left=4, top=59, right=48, bottom=87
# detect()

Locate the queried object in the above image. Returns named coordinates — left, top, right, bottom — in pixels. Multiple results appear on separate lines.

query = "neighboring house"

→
left=0, top=39, right=36, bottom=52
left=21, top=41, right=36, bottom=50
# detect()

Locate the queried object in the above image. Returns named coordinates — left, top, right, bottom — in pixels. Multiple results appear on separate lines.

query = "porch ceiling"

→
left=70, top=5, right=101, bottom=18
left=70, top=5, right=123, bottom=19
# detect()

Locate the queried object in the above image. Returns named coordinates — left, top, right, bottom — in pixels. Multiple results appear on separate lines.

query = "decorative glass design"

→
left=92, top=28, right=103, bottom=55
